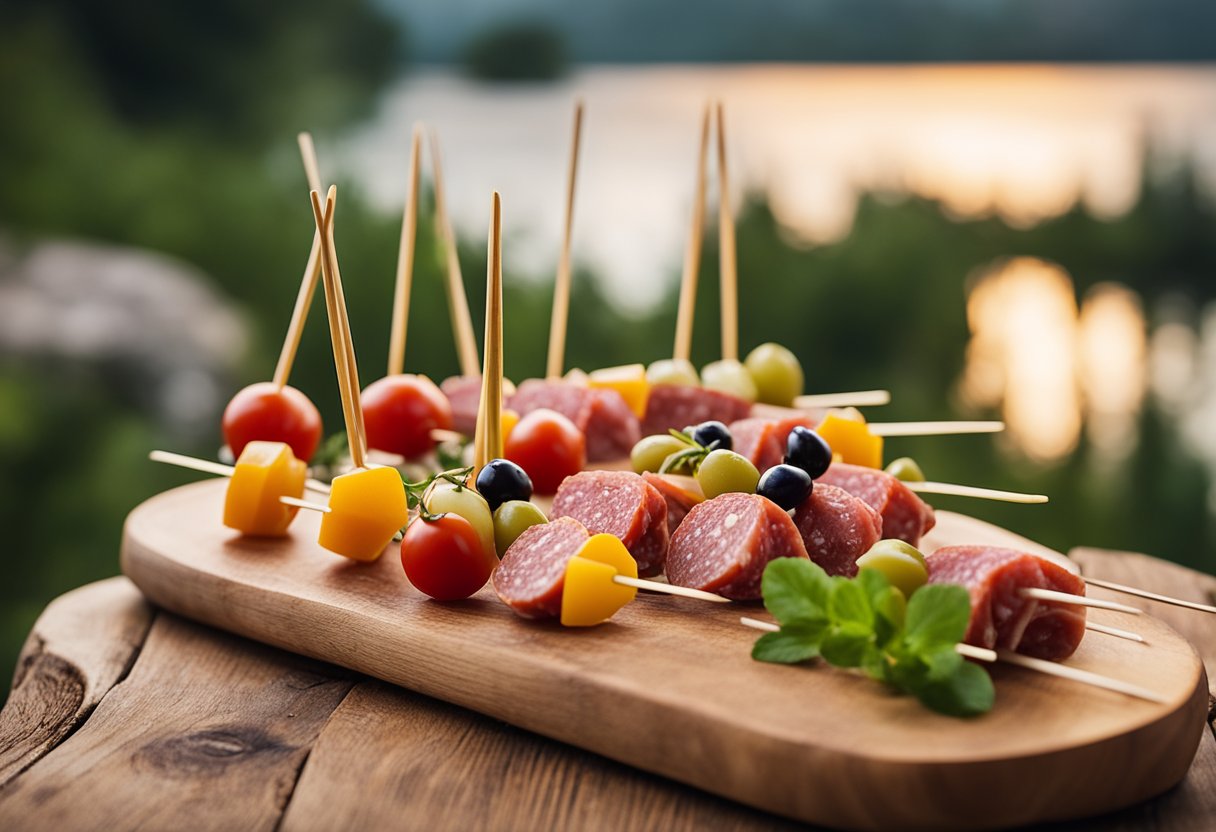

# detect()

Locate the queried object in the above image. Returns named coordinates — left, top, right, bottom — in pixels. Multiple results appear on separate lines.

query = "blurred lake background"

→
left=3, top=0, right=1216, bottom=689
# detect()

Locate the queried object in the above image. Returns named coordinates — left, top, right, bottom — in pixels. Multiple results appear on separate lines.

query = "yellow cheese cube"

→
left=223, top=441, right=306, bottom=537
left=318, top=466, right=409, bottom=561
left=588, top=363, right=650, bottom=418
left=816, top=412, right=884, bottom=469
left=560, top=533, right=639, bottom=627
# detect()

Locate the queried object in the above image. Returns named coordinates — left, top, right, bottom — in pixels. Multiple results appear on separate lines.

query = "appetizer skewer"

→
left=545, top=100, right=583, bottom=381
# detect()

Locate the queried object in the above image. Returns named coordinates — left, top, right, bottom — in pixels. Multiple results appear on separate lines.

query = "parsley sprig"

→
left=657, top=429, right=722, bottom=475
left=752, top=558, right=995, bottom=717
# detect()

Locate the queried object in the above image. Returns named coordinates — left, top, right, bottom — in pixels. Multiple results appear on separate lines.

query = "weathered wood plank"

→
left=281, top=680, right=804, bottom=832
left=0, top=613, right=355, bottom=832
left=0, top=577, right=153, bottom=787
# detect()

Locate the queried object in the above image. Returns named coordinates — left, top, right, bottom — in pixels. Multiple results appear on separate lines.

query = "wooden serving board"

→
left=121, top=480, right=1208, bottom=831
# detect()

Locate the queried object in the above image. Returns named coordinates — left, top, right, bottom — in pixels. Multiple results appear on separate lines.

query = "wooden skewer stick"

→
left=388, top=124, right=424, bottom=376
left=716, top=101, right=739, bottom=363
left=430, top=128, right=481, bottom=377
left=906, top=481, right=1048, bottom=504
left=616, top=576, right=731, bottom=603
left=272, top=132, right=326, bottom=389
left=474, top=192, right=505, bottom=470
left=148, top=451, right=330, bottom=493
left=795, top=390, right=892, bottom=409
left=280, top=495, right=331, bottom=513
left=310, top=186, right=368, bottom=470
left=1019, top=587, right=1142, bottom=614
left=673, top=102, right=711, bottom=363
left=1085, top=622, right=1146, bottom=643
left=546, top=100, right=584, bottom=380
left=1082, top=577, right=1216, bottom=615
left=869, top=421, right=1005, bottom=437
left=739, top=617, right=1165, bottom=703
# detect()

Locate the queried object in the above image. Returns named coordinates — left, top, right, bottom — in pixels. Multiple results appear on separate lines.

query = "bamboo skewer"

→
left=281, top=495, right=331, bottom=513
left=272, top=132, right=326, bottom=389
left=310, top=186, right=367, bottom=470
left=615, top=576, right=730, bottom=603
left=546, top=101, right=584, bottom=380
left=795, top=390, right=892, bottom=409
left=430, top=128, right=481, bottom=377
left=388, top=124, right=424, bottom=376
left=1019, top=588, right=1142, bottom=614
left=739, top=617, right=1165, bottom=703
left=1082, top=577, right=1216, bottom=615
left=869, top=421, right=1005, bottom=437
left=716, top=102, right=739, bottom=363
left=673, top=103, right=712, bottom=363
left=907, top=481, right=1048, bottom=504
left=148, top=451, right=331, bottom=493
left=1085, top=622, right=1146, bottom=643
left=474, top=193, right=505, bottom=470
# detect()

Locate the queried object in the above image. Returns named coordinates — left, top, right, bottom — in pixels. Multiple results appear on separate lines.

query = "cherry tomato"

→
left=362, top=374, right=454, bottom=459
left=400, top=513, right=492, bottom=600
left=504, top=408, right=586, bottom=495
left=222, top=382, right=323, bottom=462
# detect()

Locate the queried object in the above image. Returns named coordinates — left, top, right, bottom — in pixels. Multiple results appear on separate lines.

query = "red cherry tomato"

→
left=504, top=408, right=586, bottom=495
left=362, top=374, right=454, bottom=459
left=400, top=513, right=492, bottom=600
left=222, top=382, right=322, bottom=462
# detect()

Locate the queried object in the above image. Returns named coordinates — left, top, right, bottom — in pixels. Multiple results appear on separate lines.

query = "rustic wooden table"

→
left=0, top=549, right=1212, bottom=831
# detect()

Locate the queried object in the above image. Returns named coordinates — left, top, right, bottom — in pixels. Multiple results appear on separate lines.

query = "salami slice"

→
left=730, top=415, right=818, bottom=471
left=641, top=472, right=704, bottom=536
left=792, top=483, right=883, bottom=577
left=492, top=517, right=590, bottom=619
left=551, top=471, right=669, bottom=576
left=927, top=546, right=1087, bottom=660
left=666, top=493, right=810, bottom=600
left=818, top=463, right=936, bottom=545
left=440, top=375, right=483, bottom=437
left=641, top=385, right=752, bottom=437
left=508, top=379, right=640, bottom=462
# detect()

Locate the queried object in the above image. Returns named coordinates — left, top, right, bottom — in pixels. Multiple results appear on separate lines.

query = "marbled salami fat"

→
left=818, top=463, right=936, bottom=545
left=551, top=471, right=669, bottom=576
left=641, top=385, right=752, bottom=438
left=792, top=484, right=883, bottom=577
left=508, top=379, right=640, bottom=462
left=666, top=493, right=810, bottom=600
left=730, top=415, right=818, bottom=472
left=492, top=517, right=590, bottom=619
left=927, top=546, right=1086, bottom=660
left=641, top=472, right=704, bottom=536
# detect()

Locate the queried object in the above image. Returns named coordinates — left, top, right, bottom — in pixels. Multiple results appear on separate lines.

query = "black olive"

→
left=475, top=458, right=534, bottom=512
left=756, top=464, right=814, bottom=511
left=691, top=420, right=732, bottom=451
left=785, top=427, right=833, bottom=479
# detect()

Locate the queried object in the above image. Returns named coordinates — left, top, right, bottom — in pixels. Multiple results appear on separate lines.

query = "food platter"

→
left=121, top=479, right=1207, bottom=831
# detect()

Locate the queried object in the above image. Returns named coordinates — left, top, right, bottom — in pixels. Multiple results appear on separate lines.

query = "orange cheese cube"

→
left=223, top=441, right=306, bottom=537
left=560, top=533, right=639, bottom=627
left=318, top=466, right=409, bottom=561
left=816, top=412, right=884, bottom=469
left=588, top=363, right=650, bottom=418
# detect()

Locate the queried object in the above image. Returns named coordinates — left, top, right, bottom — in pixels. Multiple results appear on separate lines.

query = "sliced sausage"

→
left=492, top=517, right=590, bottom=619
left=792, top=483, right=883, bottom=577
left=551, top=471, right=669, bottom=576
left=818, top=462, right=936, bottom=545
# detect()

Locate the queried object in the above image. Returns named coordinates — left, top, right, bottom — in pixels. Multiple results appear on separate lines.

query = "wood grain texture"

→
left=120, top=480, right=1210, bottom=831
left=0, top=612, right=355, bottom=832
left=0, top=577, right=152, bottom=787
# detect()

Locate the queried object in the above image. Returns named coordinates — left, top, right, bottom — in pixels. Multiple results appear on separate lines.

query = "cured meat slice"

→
left=730, top=415, right=818, bottom=472
left=551, top=471, right=669, bottom=576
left=818, top=463, right=936, bottom=546
left=492, top=517, right=590, bottom=619
left=641, top=472, right=704, bottom=536
left=927, top=546, right=1086, bottom=660
left=792, top=484, right=883, bottom=577
left=508, top=379, right=640, bottom=462
left=440, top=375, right=483, bottom=437
left=641, top=385, right=752, bottom=438
left=666, top=493, right=809, bottom=600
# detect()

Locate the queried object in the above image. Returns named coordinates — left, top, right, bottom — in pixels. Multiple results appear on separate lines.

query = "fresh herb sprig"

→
left=752, top=558, right=995, bottom=717
left=657, top=429, right=721, bottom=475
left=402, top=466, right=475, bottom=511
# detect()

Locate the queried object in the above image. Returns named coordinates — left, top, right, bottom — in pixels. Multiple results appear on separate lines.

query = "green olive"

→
left=856, top=539, right=929, bottom=596
left=426, top=481, right=495, bottom=557
left=695, top=449, right=761, bottom=499
left=885, top=457, right=926, bottom=483
left=646, top=358, right=700, bottom=387
left=492, top=500, right=548, bottom=557
left=744, top=342, right=804, bottom=407
left=701, top=359, right=758, bottom=403
left=631, top=434, right=691, bottom=474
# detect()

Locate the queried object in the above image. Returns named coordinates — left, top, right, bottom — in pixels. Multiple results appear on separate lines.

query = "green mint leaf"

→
left=872, top=587, right=907, bottom=647
left=922, top=644, right=964, bottom=680
left=751, top=621, right=827, bottom=664
left=819, top=622, right=873, bottom=668
left=904, top=583, right=971, bottom=653
left=860, top=645, right=891, bottom=682
left=829, top=578, right=873, bottom=628
left=913, top=657, right=995, bottom=717
left=762, top=558, right=832, bottom=625
left=855, top=568, right=889, bottom=604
